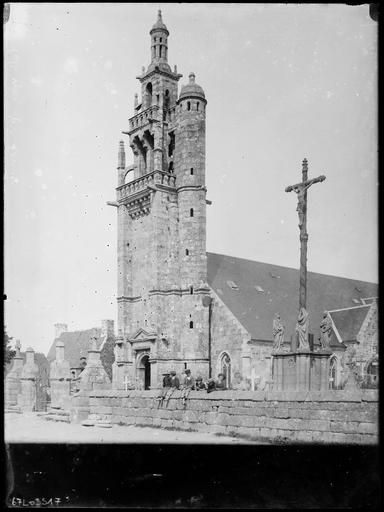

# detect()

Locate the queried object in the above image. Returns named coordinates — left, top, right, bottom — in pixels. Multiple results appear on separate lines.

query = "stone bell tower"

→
left=111, top=10, right=210, bottom=389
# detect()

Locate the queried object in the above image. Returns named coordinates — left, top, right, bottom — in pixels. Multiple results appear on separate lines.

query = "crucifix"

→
left=285, top=158, right=326, bottom=311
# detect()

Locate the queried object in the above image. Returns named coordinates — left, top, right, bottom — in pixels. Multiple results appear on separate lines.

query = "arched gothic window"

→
left=329, top=356, right=338, bottom=390
left=220, top=352, right=231, bottom=389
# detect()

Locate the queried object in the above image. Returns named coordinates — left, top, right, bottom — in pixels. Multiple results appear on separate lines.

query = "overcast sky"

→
left=4, top=3, right=377, bottom=354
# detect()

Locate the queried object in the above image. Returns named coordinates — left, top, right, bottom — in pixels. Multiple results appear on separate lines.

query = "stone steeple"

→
left=112, top=11, right=210, bottom=390
left=149, top=10, right=170, bottom=67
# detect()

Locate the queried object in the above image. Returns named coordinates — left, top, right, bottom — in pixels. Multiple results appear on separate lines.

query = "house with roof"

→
left=46, top=320, right=115, bottom=380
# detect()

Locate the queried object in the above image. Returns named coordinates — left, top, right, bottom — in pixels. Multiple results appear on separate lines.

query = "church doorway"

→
left=137, top=352, right=151, bottom=390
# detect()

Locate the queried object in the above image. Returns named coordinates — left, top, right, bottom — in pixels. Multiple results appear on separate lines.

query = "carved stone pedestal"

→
left=272, top=349, right=332, bottom=392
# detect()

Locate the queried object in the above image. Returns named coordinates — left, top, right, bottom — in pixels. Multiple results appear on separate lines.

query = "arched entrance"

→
left=137, top=353, right=151, bottom=390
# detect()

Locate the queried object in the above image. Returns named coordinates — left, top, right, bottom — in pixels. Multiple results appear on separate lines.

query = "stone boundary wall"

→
left=88, top=389, right=378, bottom=444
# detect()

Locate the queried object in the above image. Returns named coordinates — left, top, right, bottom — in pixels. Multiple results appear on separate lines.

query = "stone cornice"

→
left=149, top=287, right=210, bottom=296
left=136, top=68, right=182, bottom=83
left=177, top=94, right=207, bottom=105
left=117, top=296, right=142, bottom=303
left=177, top=185, right=206, bottom=193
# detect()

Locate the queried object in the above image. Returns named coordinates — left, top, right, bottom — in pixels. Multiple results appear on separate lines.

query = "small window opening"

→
left=189, top=321, right=194, bottom=329
left=186, top=249, right=189, bottom=255
left=156, top=94, right=160, bottom=105
left=168, top=161, right=174, bottom=173
left=159, top=46, right=162, bottom=58
left=190, top=208, right=194, bottom=217
left=190, top=168, right=194, bottom=175
left=187, top=101, right=191, bottom=111
left=189, top=286, right=194, bottom=294
left=197, top=102, right=200, bottom=111
left=184, top=362, right=187, bottom=370
left=160, top=38, right=162, bottom=43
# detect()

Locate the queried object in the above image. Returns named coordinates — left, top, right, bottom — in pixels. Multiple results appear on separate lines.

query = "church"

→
left=109, top=11, right=378, bottom=391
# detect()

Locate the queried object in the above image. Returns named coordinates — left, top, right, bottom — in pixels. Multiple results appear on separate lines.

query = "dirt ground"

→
left=4, top=412, right=258, bottom=444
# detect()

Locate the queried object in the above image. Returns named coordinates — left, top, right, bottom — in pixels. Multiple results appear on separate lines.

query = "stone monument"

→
left=70, top=336, right=111, bottom=423
left=49, top=340, right=72, bottom=409
left=5, top=340, right=24, bottom=409
left=272, top=313, right=285, bottom=351
left=319, top=311, right=332, bottom=350
left=19, top=347, right=39, bottom=411
left=272, top=159, right=331, bottom=392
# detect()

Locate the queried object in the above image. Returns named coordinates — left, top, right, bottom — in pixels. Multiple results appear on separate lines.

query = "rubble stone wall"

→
left=88, top=389, right=378, bottom=444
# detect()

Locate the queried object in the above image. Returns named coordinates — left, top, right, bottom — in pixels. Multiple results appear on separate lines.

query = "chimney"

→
left=101, top=319, right=115, bottom=338
left=54, top=323, right=68, bottom=339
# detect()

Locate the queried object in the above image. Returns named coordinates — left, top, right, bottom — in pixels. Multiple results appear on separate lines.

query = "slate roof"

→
left=46, top=328, right=104, bottom=369
left=207, top=252, right=378, bottom=343
left=329, top=305, right=371, bottom=343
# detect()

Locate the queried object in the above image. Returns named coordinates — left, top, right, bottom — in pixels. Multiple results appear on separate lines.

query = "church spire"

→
left=150, top=9, right=169, bottom=64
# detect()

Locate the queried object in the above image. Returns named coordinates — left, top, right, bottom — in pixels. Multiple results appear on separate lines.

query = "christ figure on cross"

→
left=285, top=158, right=326, bottom=312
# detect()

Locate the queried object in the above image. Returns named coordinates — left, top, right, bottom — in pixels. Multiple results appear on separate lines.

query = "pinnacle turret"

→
left=117, top=140, right=125, bottom=170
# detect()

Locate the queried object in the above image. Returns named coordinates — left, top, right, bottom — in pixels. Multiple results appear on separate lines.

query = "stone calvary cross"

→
left=285, top=159, right=326, bottom=311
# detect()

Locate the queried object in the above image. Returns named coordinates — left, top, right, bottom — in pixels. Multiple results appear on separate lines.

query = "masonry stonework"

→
left=88, top=389, right=378, bottom=444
